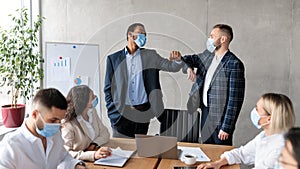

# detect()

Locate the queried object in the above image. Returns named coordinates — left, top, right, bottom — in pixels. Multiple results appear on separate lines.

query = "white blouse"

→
left=76, top=108, right=96, bottom=140
left=221, top=131, right=284, bottom=169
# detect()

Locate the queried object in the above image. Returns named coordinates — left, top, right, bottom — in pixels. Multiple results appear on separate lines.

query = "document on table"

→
left=178, top=146, right=211, bottom=162
left=94, top=147, right=135, bottom=167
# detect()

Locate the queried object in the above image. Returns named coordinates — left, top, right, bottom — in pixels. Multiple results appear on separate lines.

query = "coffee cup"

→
left=182, top=154, right=196, bottom=165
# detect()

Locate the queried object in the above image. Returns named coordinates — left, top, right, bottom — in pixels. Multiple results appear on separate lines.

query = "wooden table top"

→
left=85, top=138, right=240, bottom=169
left=157, top=142, right=240, bottom=169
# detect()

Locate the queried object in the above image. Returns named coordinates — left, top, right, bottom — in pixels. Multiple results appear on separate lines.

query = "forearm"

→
left=69, top=150, right=95, bottom=162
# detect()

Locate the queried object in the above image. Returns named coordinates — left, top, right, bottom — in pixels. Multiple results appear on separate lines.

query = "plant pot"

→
left=1, top=104, right=25, bottom=128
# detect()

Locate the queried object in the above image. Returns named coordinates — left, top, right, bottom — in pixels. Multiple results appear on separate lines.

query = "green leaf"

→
left=0, top=7, right=45, bottom=105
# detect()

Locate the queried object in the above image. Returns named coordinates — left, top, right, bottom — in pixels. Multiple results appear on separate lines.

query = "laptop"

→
left=135, top=134, right=181, bottom=159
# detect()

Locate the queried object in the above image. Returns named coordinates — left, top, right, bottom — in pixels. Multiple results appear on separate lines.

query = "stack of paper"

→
left=94, top=147, right=135, bottom=167
left=178, top=146, right=211, bottom=162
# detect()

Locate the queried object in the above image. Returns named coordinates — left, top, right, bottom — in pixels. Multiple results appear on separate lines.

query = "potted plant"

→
left=0, top=8, right=44, bottom=127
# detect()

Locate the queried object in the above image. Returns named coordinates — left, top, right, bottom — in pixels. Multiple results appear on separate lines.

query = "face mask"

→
left=206, top=38, right=216, bottom=53
left=250, top=108, right=268, bottom=129
left=134, top=34, right=146, bottom=48
left=35, top=113, right=60, bottom=137
left=206, top=37, right=223, bottom=53
left=91, top=96, right=98, bottom=108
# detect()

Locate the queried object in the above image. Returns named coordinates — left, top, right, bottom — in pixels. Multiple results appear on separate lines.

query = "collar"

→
left=215, top=50, right=228, bottom=61
left=125, top=46, right=140, bottom=57
left=21, top=120, right=53, bottom=144
left=21, top=121, right=37, bottom=143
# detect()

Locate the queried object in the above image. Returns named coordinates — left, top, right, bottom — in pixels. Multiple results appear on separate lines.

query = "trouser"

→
left=113, top=103, right=151, bottom=138
left=200, top=105, right=232, bottom=145
left=113, top=117, right=150, bottom=138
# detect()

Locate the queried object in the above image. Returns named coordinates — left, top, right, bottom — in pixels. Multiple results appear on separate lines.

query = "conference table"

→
left=86, top=138, right=240, bottom=169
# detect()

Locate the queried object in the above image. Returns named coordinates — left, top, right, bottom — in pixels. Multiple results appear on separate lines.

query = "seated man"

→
left=276, top=127, right=300, bottom=168
left=0, top=88, right=87, bottom=169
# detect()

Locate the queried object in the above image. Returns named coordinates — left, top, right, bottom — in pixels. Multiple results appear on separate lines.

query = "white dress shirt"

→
left=0, top=121, right=80, bottom=169
left=221, top=131, right=284, bottom=169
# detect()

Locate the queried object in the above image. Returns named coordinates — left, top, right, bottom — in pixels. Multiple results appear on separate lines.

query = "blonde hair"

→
left=261, top=93, right=295, bottom=134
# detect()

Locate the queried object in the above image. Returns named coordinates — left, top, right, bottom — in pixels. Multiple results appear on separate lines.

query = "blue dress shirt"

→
left=125, top=47, right=148, bottom=106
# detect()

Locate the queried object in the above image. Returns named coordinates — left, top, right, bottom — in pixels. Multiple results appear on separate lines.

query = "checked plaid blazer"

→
left=182, top=49, right=245, bottom=135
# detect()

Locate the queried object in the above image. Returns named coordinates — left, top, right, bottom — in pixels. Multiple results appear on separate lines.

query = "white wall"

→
left=39, top=0, right=300, bottom=147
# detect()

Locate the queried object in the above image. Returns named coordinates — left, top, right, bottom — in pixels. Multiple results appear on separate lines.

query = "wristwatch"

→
left=76, top=161, right=86, bottom=167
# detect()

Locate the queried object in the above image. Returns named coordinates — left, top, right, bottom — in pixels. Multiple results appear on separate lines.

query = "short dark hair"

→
left=284, top=127, right=300, bottom=166
left=213, top=24, right=233, bottom=42
left=33, top=88, right=67, bottom=110
left=126, top=23, right=145, bottom=41
left=65, top=85, right=91, bottom=121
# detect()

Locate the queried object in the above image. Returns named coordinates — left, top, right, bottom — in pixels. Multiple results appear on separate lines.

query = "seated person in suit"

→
left=0, top=88, right=87, bottom=169
left=276, top=127, right=300, bottom=169
left=197, top=93, right=295, bottom=169
left=61, top=85, right=111, bottom=161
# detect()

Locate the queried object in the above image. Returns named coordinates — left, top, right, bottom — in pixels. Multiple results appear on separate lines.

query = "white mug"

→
left=182, top=154, right=196, bottom=165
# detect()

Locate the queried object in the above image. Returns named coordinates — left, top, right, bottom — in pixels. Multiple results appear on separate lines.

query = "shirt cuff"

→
left=175, top=60, right=182, bottom=64
left=221, top=151, right=235, bottom=165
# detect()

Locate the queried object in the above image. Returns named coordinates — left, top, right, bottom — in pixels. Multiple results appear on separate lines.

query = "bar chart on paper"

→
left=49, top=56, right=71, bottom=82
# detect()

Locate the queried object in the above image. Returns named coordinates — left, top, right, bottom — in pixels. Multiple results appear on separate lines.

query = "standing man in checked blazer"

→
left=104, top=23, right=183, bottom=138
left=170, top=24, right=245, bottom=145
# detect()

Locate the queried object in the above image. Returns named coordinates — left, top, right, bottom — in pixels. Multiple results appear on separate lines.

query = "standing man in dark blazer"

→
left=104, top=23, right=183, bottom=138
left=170, top=24, right=245, bottom=145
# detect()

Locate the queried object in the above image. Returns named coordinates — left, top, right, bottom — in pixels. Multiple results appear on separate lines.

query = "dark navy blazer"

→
left=104, top=48, right=183, bottom=128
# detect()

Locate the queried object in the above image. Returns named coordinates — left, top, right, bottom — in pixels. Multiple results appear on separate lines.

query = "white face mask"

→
left=250, top=108, right=269, bottom=129
left=206, top=38, right=216, bottom=53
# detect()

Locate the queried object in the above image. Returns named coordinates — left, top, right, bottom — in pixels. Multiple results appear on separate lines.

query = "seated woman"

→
left=277, top=127, right=300, bottom=169
left=197, top=93, right=295, bottom=169
left=62, top=85, right=111, bottom=161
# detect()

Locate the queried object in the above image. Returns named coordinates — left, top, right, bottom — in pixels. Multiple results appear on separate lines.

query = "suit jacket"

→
left=61, top=109, right=110, bottom=161
left=104, top=48, right=183, bottom=128
left=182, top=49, right=245, bottom=135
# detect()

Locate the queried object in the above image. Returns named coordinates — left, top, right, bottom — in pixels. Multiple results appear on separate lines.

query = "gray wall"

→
left=41, top=0, right=300, bottom=147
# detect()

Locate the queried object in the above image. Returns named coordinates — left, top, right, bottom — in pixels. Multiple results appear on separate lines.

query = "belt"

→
left=128, top=102, right=150, bottom=111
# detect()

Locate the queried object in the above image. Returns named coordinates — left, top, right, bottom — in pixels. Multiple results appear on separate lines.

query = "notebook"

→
left=94, top=147, right=135, bottom=167
left=135, top=134, right=180, bottom=159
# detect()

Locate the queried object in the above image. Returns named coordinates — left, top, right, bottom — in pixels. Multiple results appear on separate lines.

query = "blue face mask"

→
left=91, top=96, right=98, bottom=108
left=35, top=113, right=61, bottom=137
left=206, top=38, right=216, bottom=53
left=134, top=34, right=146, bottom=48
left=250, top=108, right=268, bottom=129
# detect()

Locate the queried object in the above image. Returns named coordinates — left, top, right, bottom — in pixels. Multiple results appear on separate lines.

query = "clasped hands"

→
left=169, top=51, right=196, bottom=82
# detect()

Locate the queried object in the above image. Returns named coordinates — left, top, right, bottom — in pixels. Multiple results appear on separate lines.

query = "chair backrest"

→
left=158, top=109, right=200, bottom=143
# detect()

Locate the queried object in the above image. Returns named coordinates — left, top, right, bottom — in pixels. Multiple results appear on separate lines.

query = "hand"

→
left=218, top=130, right=229, bottom=141
left=169, top=51, right=182, bottom=61
left=187, top=68, right=196, bottom=82
left=197, top=161, right=223, bottom=169
left=94, top=147, right=112, bottom=160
